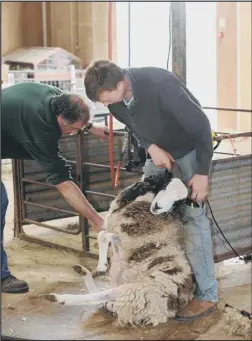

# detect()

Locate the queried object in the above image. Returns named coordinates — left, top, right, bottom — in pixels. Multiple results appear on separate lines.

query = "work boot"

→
left=1, top=275, right=29, bottom=294
left=174, top=299, right=217, bottom=321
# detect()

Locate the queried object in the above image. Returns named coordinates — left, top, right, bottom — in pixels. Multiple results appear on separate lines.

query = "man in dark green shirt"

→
left=1, top=82, right=108, bottom=294
left=84, top=60, right=218, bottom=321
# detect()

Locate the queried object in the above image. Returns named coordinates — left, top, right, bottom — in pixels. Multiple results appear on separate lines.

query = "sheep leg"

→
left=94, top=231, right=120, bottom=276
left=73, top=264, right=98, bottom=293
left=109, top=237, right=124, bottom=288
left=46, top=286, right=124, bottom=306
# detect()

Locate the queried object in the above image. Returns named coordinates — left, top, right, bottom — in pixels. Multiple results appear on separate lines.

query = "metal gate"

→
left=12, top=130, right=141, bottom=258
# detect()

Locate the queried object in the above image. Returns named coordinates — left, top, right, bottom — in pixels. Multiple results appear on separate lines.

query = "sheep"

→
left=46, top=171, right=195, bottom=327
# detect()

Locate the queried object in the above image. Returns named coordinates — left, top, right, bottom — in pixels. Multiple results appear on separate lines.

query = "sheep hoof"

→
left=92, top=270, right=107, bottom=277
left=45, top=293, right=65, bottom=305
left=73, top=264, right=89, bottom=276
left=45, top=294, right=58, bottom=302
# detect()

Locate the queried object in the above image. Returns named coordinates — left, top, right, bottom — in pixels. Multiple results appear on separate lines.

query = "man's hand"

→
left=89, top=124, right=109, bottom=140
left=188, top=174, right=209, bottom=203
left=148, top=144, right=174, bottom=170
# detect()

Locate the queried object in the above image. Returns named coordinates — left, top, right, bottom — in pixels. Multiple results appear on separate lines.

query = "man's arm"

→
left=158, top=76, right=213, bottom=175
left=55, top=181, right=103, bottom=230
left=108, top=104, right=172, bottom=169
left=22, top=141, right=104, bottom=231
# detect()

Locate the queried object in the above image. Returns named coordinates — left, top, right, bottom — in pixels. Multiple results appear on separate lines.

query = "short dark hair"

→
left=84, top=60, right=125, bottom=102
left=53, top=93, right=90, bottom=124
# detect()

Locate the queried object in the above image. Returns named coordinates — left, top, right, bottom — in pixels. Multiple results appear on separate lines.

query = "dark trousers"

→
left=1, top=181, right=10, bottom=279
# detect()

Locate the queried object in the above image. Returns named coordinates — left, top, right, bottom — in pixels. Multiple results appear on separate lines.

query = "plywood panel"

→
left=216, top=2, right=237, bottom=131
left=49, top=2, right=75, bottom=53
left=23, top=2, right=43, bottom=47
left=76, top=2, right=117, bottom=63
left=2, top=2, right=24, bottom=55
left=75, top=2, right=93, bottom=62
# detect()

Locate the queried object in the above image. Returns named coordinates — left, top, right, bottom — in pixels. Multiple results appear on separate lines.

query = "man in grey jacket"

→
left=84, top=60, right=218, bottom=321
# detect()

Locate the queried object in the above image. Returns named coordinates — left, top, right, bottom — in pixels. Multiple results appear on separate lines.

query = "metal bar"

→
left=83, top=218, right=90, bottom=252
left=76, top=132, right=90, bottom=251
left=23, top=201, right=78, bottom=216
left=214, top=152, right=241, bottom=156
left=86, top=234, right=97, bottom=240
left=23, top=218, right=81, bottom=235
left=12, top=159, right=22, bottom=238
left=67, top=160, right=142, bottom=174
left=74, top=108, right=252, bottom=119
left=95, top=113, right=109, bottom=118
left=17, top=161, right=24, bottom=236
left=22, top=178, right=55, bottom=188
left=171, top=2, right=187, bottom=84
left=85, top=190, right=116, bottom=199
left=19, top=160, right=26, bottom=224
left=60, top=133, right=77, bottom=139
left=18, top=233, right=99, bottom=259
left=203, top=106, right=252, bottom=113
left=214, top=132, right=252, bottom=141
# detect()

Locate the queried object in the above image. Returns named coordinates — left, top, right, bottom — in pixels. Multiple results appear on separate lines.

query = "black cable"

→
left=166, top=2, right=172, bottom=69
left=225, top=303, right=252, bottom=320
left=206, top=199, right=244, bottom=260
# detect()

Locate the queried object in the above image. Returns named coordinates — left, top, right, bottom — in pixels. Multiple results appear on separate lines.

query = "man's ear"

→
left=116, top=81, right=124, bottom=92
left=57, top=115, right=66, bottom=126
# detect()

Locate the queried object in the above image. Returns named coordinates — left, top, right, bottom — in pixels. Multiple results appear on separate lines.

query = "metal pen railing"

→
left=11, top=106, right=252, bottom=259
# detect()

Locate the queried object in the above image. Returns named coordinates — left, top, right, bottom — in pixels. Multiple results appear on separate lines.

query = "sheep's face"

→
left=150, top=178, right=188, bottom=215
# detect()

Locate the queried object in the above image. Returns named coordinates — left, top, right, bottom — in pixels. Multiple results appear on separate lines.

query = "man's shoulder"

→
left=3, top=82, right=63, bottom=96
left=126, top=66, right=175, bottom=84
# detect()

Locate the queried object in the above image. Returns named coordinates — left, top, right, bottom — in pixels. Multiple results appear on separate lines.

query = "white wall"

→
left=186, top=2, right=217, bottom=129
left=116, top=2, right=171, bottom=69
left=116, top=1, right=217, bottom=129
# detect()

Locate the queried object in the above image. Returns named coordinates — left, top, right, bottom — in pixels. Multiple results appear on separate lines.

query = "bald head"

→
left=53, top=92, right=90, bottom=124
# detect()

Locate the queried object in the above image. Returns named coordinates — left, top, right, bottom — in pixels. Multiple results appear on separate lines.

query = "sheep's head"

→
left=113, top=170, right=173, bottom=210
left=150, top=178, right=188, bottom=215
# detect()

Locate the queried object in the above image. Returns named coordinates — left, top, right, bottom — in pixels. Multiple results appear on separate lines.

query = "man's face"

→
left=98, top=81, right=125, bottom=107
left=57, top=117, right=87, bottom=136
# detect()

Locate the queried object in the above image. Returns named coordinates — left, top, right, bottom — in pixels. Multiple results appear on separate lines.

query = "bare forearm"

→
left=55, top=180, right=103, bottom=232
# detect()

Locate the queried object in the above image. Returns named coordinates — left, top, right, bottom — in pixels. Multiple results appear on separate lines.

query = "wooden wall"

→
left=2, top=2, right=27, bottom=55
left=216, top=2, right=251, bottom=132
left=2, top=2, right=250, bottom=131
left=1, top=2, right=117, bottom=62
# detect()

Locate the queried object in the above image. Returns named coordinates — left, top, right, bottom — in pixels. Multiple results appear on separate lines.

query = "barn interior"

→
left=1, top=2, right=252, bottom=340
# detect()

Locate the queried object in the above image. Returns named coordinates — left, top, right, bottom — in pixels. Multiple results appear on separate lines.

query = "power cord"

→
left=206, top=198, right=251, bottom=263
left=225, top=303, right=252, bottom=320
